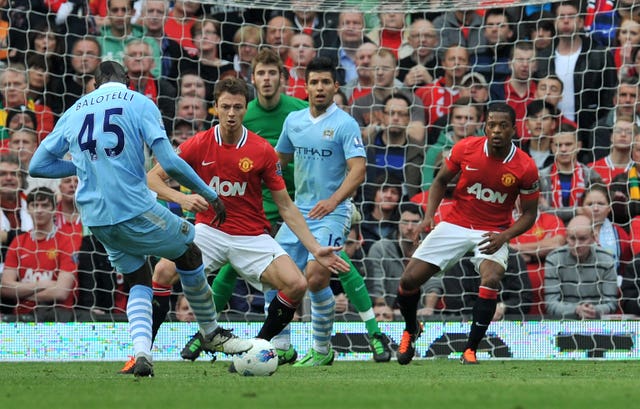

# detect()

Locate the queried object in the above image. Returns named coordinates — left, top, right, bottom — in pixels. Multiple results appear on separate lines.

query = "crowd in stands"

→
left=2, top=0, right=640, bottom=323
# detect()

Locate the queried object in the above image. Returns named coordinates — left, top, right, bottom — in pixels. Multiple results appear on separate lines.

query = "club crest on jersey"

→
left=501, top=173, right=516, bottom=187
left=239, top=157, right=254, bottom=172
left=322, top=128, right=335, bottom=140
left=46, top=249, right=57, bottom=260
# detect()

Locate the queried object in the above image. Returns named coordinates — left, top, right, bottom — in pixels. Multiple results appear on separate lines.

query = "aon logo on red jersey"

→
left=210, top=176, right=247, bottom=196
left=467, top=183, right=507, bottom=204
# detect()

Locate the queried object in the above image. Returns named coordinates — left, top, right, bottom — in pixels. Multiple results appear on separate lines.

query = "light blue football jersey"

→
left=38, top=82, right=166, bottom=226
left=276, top=103, right=365, bottom=215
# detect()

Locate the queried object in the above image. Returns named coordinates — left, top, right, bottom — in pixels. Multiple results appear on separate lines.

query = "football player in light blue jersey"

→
left=29, top=61, right=251, bottom=377
left=275, top=57, right=367, bottom=366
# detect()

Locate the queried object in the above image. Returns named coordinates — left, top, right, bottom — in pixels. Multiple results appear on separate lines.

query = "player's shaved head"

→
left=94, top=61, right=128, bottom=88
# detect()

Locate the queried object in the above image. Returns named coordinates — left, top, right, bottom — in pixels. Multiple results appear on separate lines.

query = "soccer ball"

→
left=232, top=338, right=279, bottom=376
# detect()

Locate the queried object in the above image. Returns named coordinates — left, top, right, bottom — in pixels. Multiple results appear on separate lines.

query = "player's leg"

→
left=120, top=261, right=155, bottom=377
left=293, top=259, right=335, bottom=367
left=395, top=222, right=472, bottom=365
left=170, top=241, right=251, bottom=354
left=336, top=250, right=391, bottom=362
left=90, top=225, right=156, bottom=377
left=395, top=257, right=438, bottom=365
left=150, top=259, right=180, bottom=343
left=257, top=255, right=307, bottom=341
left=211, top=263, right=239, bottom=312
left=461, top=258, right=506, bottom=365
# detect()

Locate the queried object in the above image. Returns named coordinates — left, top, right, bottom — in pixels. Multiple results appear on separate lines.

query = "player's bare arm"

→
left=479, top=196, right=539, bottom=255
left=308, top=156, right=365, bottom=220
left=272, top=188, right=350, bottom=273
left=147, top=163, right=210, bottom=214
left=276, top=152, right=293, bottom=168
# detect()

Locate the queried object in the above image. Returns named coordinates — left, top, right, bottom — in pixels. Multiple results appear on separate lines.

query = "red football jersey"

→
left=588, top=156, right=630, bottom=185
left=5, top=231, right=78, bottom=314
left=178, top=125, right=286, bottom=236
left=443, top=136, right=540, bottom=231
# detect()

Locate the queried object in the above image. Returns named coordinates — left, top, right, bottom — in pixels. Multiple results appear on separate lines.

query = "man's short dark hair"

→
left=214, top=77, right=250, bottom=105
left=399, top=202, right=424, bottom=218
left=305, top=57, right=336, bottom=82
left=487, top=102, right=516, bottom=125
left=94, top=61, right=128, bottom=88
left=27, top=187, right=56, bottom=208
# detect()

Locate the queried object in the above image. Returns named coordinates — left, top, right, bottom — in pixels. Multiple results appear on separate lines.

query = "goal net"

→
left=0, top=0, right=637, bottom=338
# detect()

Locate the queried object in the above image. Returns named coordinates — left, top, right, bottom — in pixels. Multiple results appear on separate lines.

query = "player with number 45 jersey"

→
left=29, top=61, right=251, bottom=377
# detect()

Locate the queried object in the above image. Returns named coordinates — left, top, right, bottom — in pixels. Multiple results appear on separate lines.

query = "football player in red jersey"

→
left=394, top=102, right=540, bottom=365
left=147, top=78, right=348, bottom=347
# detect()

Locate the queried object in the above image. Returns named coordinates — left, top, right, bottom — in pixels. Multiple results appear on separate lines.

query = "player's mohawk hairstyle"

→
left=95, top=61, right=128, bottom=88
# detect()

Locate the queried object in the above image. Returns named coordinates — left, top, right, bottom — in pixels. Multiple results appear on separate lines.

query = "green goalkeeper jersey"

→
left=243, top=94, right=308, bottom=224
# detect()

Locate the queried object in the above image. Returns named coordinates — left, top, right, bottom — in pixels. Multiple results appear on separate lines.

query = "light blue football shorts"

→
left=275, top=212, right=350, bottom=271
left=89, top=202, right=195, bottom=273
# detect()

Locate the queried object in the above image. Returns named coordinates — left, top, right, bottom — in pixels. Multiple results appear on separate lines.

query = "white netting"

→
left=0, top=0, right=638, bottom=328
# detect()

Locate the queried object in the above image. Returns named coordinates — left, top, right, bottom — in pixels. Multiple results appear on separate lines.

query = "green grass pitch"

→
left=0, top=360, right=638, bottom=409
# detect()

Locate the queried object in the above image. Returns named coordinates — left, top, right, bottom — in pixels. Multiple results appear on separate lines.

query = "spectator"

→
left=278, top=0, right=338, bottom=49
left=536, top=1, right=617, bottom=147
left=621, top=255, right=640, bottom=315
left=588, top=76, right=640, bottom=162
left=318, top=10, right=372, bottom=85
left=460, top=71, right=490, bottom=113
left=163, top=0, right=204, bottom=58
left=140, top=0, right=183, bottom=79
left=523, top=99, right=561, bottom=169
left=490, top=41, right=538, bottom=141
left=265, top=16, right=295, bottom=67
left=341, top=42, right=377, bottom=104
left=232, top=24, right=263, bottom=83
left=0, top=64, right=55, bottom=142
left=170, top=119, right=197, bottom=148
left=472, top=8, right=515, bottom=85
left=99, top=0, right=157, bottom=67
left=544, top=214, right=618, bottom=319
left=0, top=153, right=31, bottom=267
left=359, top=176, right=402, bottom=254
left=539, top=124, right=603, bottom=223
left=421, top=98, right=483, bottom=191
left=589, top=115, right=636, bottom=184
left=51, top=37, right=102, bottom=115
left=526, top=11, right=555, bottom=53
left=286, top=32, right=316, bottom=100
left=26, top=21, right=67, bottom=87
left=0, top=106, right=38, bottom=148
left=178, top=72, right=207, bottom=100
left=373, top=303, right=394, bottom=322
left=422, top=249, right=533, bottom=320
left=590, top=0, right=640, bottom=48
left=511, top=201, right=567, bottom=317
left=415, top=45, right=468, bottom=128
left=581, top=183, right=632, bottom=275
left=26, top=54, right=59, bottom=115
left=364, top=92, right=424, bottom=199
left=432, top=10, right=482, bottom=57
left=610, top=130, right=640, bottom=227
left=397, top=19, right=438, bottom=88
left=352, top=49, right=425, bottom=145
left=55, top=176, right=82, bottom=252
left=365, top=202, right=423, bottom=309
left=174, top=294, right=195, bottom=322
left=534, top=75, right=576, bottom=127
left=123, top=39, right=177, bottom=131
left=8, top=128, right=59, bottom=194
left=366, top=1, right=408, bottom=59
left=175, top=96, right=209, bottom=132
left=0, top=187, right=77, bottom=322
left=612, top=17, right=640, bottom=79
